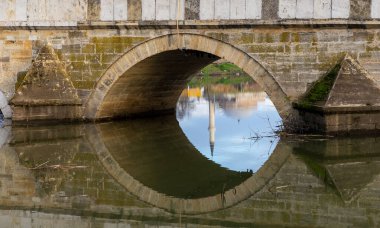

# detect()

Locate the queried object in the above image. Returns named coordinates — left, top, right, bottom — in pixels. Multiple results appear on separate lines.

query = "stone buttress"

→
left=11, top=45, right=82, bottom=121
left=294, top=55, right=380, bottom=134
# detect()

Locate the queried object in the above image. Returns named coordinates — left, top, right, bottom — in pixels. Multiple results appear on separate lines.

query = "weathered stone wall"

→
left=279, top=0, right=350, bottom=19
left=0, top=29, right=148, bottom=102
left=225, top=28, right=380, bottom=98
left=1, top=0, right=380, bottom=23
left=0, top=1, right=380, bottom=121
left=0, top=0, right=88, bottom=22
left=199, top=0, right=262, bottom=20
left=1, top=26, right=379, bottom=103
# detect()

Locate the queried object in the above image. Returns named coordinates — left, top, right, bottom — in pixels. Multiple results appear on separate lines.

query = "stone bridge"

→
left=1, top=0, right=380, bottom=132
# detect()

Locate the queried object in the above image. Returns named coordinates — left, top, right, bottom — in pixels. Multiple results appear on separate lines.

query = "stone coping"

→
left=2, top=19, right=380, bottom=30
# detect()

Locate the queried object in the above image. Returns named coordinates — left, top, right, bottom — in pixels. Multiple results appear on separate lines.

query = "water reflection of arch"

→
left=86, top=117, right=292, bottom=215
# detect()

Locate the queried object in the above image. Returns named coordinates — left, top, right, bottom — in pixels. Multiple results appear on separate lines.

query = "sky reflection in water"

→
left=176, top=82, right=282, bottom=172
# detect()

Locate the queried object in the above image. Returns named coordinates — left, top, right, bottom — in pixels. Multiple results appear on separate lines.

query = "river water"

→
left=0, top=80, right=379, bottom=227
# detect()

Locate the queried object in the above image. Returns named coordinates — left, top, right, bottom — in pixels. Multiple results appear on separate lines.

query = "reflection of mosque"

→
left=206, top=83, right=267, bottom=120
left=206, top=83, right=267, bottom=156
left=208, top=91, right=215, bottom=157
left=176, top=87, right=202, bottom=120
left=177, top=82, right=267, bottom=156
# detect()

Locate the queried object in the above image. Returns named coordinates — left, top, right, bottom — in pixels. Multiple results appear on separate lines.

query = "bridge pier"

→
left=293, top=55, right=380, bottom=135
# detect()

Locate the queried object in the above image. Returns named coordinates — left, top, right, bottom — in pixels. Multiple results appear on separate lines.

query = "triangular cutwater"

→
left=11, top=45, right=80, bottom=105
left=325, top=55, right=380, bottom=107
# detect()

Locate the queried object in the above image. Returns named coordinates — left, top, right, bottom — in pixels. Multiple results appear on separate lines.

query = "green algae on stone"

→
left=249, top=44, right=284, bottom=53
left=265, top=34, right=275, bottom=43
left=365, top=44, right=380, bottom=52
left=15, top=71, right=28, bottom=90
left=280, top=32, right=290, bottom=43
left=291, top=33, right=300, bottom=43
left=72, top=80, right=96, bottom=89
left=239, top=33, right=254, bottom=44
left=298, top=63, right=341, bottom=108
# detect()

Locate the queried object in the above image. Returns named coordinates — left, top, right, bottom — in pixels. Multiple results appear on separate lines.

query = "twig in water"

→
left=30, top=161, right=50, bottom=170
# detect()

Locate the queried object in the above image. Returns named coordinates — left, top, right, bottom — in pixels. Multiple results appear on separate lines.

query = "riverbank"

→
left=188, top=62, right=252, bottom=87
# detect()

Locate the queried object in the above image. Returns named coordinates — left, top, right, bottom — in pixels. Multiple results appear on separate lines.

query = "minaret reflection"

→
left=208, top=88, right=216, bottom=157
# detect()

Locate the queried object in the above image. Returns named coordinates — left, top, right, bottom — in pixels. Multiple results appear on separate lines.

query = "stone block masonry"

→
left=0, top=0, right=88, bottom=21
left=279, top=0, right=351, bottom=19
left=1, top=26, right=380, bottom=125
left=1, top=0, right=380, bottom=22
left=142, top=0, right=185, bottom=20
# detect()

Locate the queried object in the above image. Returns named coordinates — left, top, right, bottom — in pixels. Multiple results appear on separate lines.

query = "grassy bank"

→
left=188, top=62, right=252, bottom=87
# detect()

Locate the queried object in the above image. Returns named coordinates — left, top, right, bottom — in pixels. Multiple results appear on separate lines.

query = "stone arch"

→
left=84, top=33, right=292, bottom=120
left=0, top=91, right=12, bottom=119
left=85, top=123, right=292, bottom=215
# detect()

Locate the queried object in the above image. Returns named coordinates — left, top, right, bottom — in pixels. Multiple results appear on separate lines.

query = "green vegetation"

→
left=15, top=71, right=28, bottom=90
left=188, top=74, right=252, bottom=87
left=200, top=62, right=245, bottom=76
left=188, top=62, right=252, bottom=87
left=298, top=63, right=341, bottom=108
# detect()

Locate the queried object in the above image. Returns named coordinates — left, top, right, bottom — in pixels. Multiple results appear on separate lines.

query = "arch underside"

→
left=86, top=33, right=292, bottom=121
left=97, top=50, right=218, bottom=119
